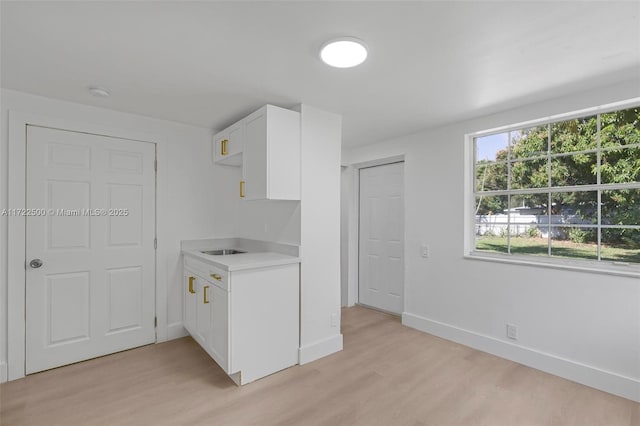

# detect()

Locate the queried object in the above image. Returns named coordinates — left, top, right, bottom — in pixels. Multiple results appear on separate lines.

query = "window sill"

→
left=465, top=251, right=640, bottom=279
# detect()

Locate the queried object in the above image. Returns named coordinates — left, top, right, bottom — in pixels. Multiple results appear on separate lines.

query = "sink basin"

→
left=201, top=249, right=246, bottom=256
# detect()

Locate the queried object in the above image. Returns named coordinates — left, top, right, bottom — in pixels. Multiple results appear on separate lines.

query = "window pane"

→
left=510, top=158, right=547, bottom=189
left=601, top=107, right=640, bottom=148
left=475, top=161, right=507, bottom=192
left=506, top=193, right=548, bottom=251
left=475, top=195, right=508, bottom=235
left=550, top=191, right=597, bottom=224
left=509, top=193, right=549, bottom=235
left=601, top=228, right=640, bottom=263
left=602, top=189, right=640, bottom=226
left=475, top=196, right=509, bottom=253
left=550, top=227, right=598, bottom=260
left=475, top=195, right=508, bottom=216
left=551, top=153, right=597, bottom=187
left=475, top=133, right=509, bottom=162
left=601, top=146, right=640, bottom=184
left=550, top=115, right=597, bottom=154
left=510, top=125, right=548, bottom=159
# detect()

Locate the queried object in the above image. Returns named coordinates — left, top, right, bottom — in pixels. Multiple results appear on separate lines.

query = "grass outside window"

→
left=476, top=235, right=640, bottom=263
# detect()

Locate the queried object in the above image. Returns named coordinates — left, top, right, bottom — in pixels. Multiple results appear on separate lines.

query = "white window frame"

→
left=464, top=97, right=640, bottom=278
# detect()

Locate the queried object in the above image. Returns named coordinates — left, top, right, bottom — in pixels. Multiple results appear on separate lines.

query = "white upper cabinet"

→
left=214, top=121, right=244, bottom=166
left=242, top=105, right=300, bottom=201
left=213, top=104, right=300, bottom=200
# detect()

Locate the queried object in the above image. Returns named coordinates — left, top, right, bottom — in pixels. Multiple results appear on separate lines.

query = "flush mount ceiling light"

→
left=88, top=86, right=110, bottom=98
left=320, top=37, right=368, bottom=68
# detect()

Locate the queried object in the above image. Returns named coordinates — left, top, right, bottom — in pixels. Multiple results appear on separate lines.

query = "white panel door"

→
left=358, top=162, right=404, bottom=314
left=26, top=125, right=156, bottom=374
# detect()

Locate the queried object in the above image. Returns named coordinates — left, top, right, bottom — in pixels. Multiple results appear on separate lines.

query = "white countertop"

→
left=182, top=249, right=301, bottom=272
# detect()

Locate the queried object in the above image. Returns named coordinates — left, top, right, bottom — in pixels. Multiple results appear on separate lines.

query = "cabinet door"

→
left=208, top=284, right=229, bottom=372
left=227, top=123, right=243, bottom=157
left=241, top=105, right=300, bottom=201
left=194, top=279, right=212, bottom=348
left=213, top=133, right=226, bottom=163
left=214, top=124, right=243, bottom=165
left=243, top=108, right=268, bottom=200
left=183, top=272, right=197, bottom=336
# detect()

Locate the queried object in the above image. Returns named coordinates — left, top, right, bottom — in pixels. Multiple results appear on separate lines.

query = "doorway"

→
left=25, top=125, right=157, bottom=374
left=358, top=161, right=404, bottom=314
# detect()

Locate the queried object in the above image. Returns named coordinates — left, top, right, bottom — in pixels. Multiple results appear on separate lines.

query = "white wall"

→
left=235, top=199, right=300, bottom=245
left=298, top=105, right=343, bottom=363
left=342, top=80, right=640, bottom=402
left=0, top=89, right=217, bottom=381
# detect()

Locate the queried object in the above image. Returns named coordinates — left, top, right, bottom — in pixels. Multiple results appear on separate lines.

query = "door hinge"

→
left=154, top=238, right=157, bottom=249
left=154, top=316, right=157, bottom=327
left=154, top=159, right=157, bottom=172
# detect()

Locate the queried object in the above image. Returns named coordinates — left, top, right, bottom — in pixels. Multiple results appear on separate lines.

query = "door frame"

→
left=7, top=110, right=169, bottom=380
left=345, top=155, right=405, bottom=309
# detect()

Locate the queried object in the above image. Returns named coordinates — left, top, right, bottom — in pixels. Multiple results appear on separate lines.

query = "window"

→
left=470, top=102, right=640, bottom=268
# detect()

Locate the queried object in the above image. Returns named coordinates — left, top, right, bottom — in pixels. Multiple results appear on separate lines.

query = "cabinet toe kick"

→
left=229, top=371, right=242, bottom=386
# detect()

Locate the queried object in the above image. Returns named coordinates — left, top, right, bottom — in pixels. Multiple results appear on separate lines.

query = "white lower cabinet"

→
left=183, top=259, right=299, bottom=385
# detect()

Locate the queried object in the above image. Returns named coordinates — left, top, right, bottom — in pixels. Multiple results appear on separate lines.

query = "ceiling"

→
left=2, top=1, right=639, bottom=148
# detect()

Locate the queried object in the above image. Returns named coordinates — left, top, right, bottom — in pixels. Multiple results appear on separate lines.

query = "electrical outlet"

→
left=420, top=244, right=429, bottom=258
left=331, top=313, right=338, bottom=327
left=506, top=324, right=518, bottom=340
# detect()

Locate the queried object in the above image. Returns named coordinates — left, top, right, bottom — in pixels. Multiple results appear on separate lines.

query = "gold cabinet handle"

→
left=240, top=180, right=245, bottom=198
left=188, top=276, right=196, bottom=294
left=221, top=139, right=228, bottom=156
left=203, top=285, right=210, bottom=304
left=210, top=273, right=222, bottom=281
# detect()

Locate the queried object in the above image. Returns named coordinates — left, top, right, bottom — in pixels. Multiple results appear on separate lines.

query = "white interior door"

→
left=358, top=162, right=404, bottom=314
left=25, top=125, right=156, bottom=374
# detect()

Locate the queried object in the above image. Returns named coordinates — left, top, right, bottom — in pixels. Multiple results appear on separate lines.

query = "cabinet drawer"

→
left=184, top=256, right=211, bottom=278
left=184, top=256, right=229, bottom=291
left=207, top=265, right=229, bottom=292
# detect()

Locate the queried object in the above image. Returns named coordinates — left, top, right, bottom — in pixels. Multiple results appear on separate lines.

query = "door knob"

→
left=29, top=259, right=43, bottom=269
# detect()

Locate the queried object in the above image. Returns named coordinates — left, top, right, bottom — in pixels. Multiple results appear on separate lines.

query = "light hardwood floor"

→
left=1, top=306, right=638, bottom=426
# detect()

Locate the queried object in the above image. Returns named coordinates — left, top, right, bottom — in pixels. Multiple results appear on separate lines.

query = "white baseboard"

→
left=166, top=322, right=189, bottom=341
left=0, top=362, right=7, bottom=383
left=402, top=312, right=640, bottom=403
left=299, top=334, right=343, bottom=365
